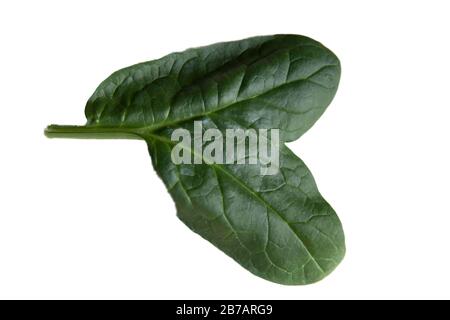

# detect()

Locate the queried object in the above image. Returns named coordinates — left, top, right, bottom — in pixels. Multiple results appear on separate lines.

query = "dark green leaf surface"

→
left=45, top=35, right=345, bottom=284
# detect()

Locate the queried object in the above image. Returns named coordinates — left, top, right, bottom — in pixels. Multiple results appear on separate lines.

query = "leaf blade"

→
left=85, top=34, right=340, bottom=142
left=147, top=128, right=345, bottom=285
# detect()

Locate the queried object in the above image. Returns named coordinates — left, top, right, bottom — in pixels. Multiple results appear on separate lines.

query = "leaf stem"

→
left=44, top=125, right=144, bottom=140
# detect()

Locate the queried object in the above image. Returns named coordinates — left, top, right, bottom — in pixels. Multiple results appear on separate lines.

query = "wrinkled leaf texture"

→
left=47, top=35, right=345, bottom=285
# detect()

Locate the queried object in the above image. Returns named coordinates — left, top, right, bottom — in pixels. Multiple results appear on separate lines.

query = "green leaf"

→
left=45, top=34, right=345, bottom=285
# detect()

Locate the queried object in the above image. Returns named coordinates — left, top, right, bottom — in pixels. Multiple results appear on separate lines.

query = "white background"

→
left=0, top=0, right=449, bottom=299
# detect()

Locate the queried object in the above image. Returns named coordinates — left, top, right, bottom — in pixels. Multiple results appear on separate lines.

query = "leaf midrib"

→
left=102, top=63, right=338, bottom=137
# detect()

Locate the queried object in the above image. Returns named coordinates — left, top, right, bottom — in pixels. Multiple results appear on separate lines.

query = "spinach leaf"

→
left=45, top=35, right=345, bottom=285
